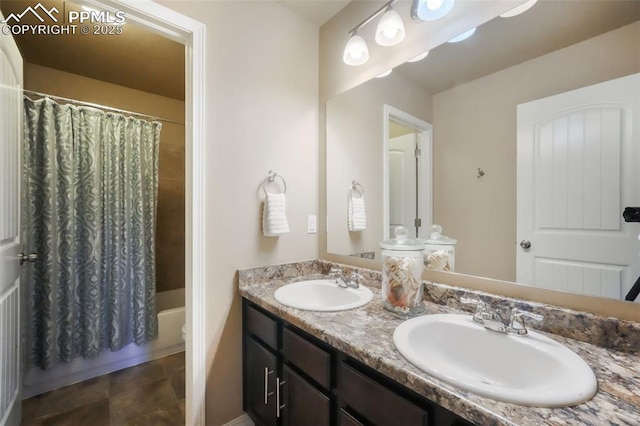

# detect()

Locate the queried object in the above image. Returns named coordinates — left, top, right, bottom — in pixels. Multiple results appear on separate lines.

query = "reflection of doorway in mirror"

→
left=517, top=73, right=640, bottom=301
left=389, top=132, right=417, bottom=237
left=383, top=105, right=433, bottom=241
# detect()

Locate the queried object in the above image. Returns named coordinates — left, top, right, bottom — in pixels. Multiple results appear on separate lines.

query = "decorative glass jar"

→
left=380, top=226, right=425, bottom=315
left=422, top=224, right=457, bottom=272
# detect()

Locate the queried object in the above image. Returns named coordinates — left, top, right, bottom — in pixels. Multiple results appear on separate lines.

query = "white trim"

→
left=383, top=104, right=433, bottom=240
left=87, top=1, right=207, bottom=425
left=222, top=413, right=254, bottom=426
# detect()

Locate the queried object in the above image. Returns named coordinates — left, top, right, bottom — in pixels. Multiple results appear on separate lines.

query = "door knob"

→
left=520, top=240, right=531, bottom=249
left=18, top=253, right=39, bottom=265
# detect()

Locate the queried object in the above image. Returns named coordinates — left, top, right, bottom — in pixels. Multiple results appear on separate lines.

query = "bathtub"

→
left=23, top=288, right=185, bottom=398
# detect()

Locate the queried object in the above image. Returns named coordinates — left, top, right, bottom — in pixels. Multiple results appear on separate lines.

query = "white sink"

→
left=393, top=314, right=597, bottom=407
left=274, top=279, right=373, bottom=311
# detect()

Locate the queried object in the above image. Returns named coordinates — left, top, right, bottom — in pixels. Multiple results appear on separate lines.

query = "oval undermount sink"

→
left=274, top=279, right=373, bottom=311
left=393, top=314, right=597, bottom=407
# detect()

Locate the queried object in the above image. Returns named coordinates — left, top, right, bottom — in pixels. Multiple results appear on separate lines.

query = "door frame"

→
left=87, top=1, right=206, bottom=424
left=383, top=104, right=433, bottom=240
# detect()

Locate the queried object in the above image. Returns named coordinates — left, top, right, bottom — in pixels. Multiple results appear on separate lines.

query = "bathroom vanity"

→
left=243, top=300, right=471, bottom=426
left=239, top=260, right=640, bottom=426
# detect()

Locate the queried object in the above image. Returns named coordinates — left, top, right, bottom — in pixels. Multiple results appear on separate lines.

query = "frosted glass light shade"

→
left=376, top=69, right=393, bottom=78
left=412, top=0, right=454, bottom=22
left=343, top=34, right=369, bottom=66
left=408, top=50, right=429, bottom=63
left=375, top=8, right=405, bottom=47
left=447, top=27, right=476, bottom=43
left=500, top=0, right=538, bottom=18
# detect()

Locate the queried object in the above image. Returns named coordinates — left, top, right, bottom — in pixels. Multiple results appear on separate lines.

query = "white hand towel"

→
left=348, top=196, right=367, bottom=231
left=262, top=192, right=290, bottom=237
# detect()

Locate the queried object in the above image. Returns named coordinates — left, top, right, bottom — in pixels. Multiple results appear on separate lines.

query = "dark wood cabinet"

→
left=282, top=365, right=331, bottom=426
left=244, top=302, right=332, bottom=426
left=243, top=299, right=474, bottom=426
left=245, top=336, right=278, bottom=426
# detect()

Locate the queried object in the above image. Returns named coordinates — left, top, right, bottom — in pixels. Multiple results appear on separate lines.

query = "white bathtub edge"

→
left=23, top=306, right=185, bottom=398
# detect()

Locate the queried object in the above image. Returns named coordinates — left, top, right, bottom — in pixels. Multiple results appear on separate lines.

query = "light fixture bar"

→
left=348, top=0, right=398, bottom=35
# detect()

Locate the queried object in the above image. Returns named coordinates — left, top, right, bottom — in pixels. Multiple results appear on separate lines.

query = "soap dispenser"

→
left=379, top=226, right=426, bottom=315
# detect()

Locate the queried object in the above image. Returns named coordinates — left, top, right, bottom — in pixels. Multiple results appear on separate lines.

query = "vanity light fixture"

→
left=343, top=33, right=370, bottom=66
left=375, top=5, right=406, bottom=47
left=343, top=0, right=405, bottom=66
left=408, top=50, right=430, bottom=63
left=447, top=27, right=476, bottom=43
left=500, top=0, right=538, bottom=18
left=411, top=0, right=455, bottom=22
left=376, top=69, right=393, bottom=78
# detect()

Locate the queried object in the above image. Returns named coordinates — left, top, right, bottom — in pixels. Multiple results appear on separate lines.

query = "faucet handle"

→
left=508, top=309, right=543, bottom=335
left=348, top=272, right=364, bottom=288
left=460, top=298, right=489, bottom=323
left=329, top=267, right=347, bottom=287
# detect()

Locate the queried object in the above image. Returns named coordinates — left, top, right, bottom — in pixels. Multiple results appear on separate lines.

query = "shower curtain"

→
left=22, top=97, right=161, bottom=370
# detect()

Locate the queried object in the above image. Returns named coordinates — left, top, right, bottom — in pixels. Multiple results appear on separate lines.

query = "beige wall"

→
left=24, top=63, right=186, bottom=294
left=156, top=1, right=319, bottom=424
left=326, top=71, right=431, bottom=257
left=432, top=22, right=640, bottom=282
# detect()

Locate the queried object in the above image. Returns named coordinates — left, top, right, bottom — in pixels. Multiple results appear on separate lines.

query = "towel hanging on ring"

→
left=262, top=171, right=289, bottom=237
left=349, top=181, right=366, bottom=232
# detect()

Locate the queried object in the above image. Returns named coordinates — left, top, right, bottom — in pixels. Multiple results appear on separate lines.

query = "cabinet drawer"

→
left=246, top=304, right=278, bottom=350
left=339, top=408, right=364, bottom=426
left=282, top=365, right=330, bottom=426
left=339, top=362, right=429, bottom=426
left=282, top=327, right=331, bottom=390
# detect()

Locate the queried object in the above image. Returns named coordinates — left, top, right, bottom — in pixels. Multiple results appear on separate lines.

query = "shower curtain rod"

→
left=23, top=89, right=185, bottom=126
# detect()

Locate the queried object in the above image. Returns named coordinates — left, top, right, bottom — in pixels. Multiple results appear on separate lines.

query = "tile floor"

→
left=21, top=352, right=185, bottom=426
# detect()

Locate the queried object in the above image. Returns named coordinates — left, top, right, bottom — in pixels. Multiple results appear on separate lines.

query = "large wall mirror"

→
left=326, top=1, right=640, bottom=304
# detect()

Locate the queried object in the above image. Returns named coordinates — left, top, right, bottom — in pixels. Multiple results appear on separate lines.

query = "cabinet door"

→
left=282, top=365, right=331, bottom=426
left=246, top=337, right=278, bottom=426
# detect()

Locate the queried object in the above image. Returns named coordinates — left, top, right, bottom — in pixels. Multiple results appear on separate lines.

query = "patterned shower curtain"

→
left=22, top=97, right=161, bottom=370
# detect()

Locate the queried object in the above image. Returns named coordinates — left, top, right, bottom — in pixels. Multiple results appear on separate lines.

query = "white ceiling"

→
left=396, top=0, right=640, bottom=95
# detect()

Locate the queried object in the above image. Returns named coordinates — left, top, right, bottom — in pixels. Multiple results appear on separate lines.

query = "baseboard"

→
left=222, top=413, right=254, bottom=426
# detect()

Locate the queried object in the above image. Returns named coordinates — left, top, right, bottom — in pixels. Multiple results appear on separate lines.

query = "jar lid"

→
left=380, top=226, right=426, bottom=251
left=423, top=224, right=457, bottom=245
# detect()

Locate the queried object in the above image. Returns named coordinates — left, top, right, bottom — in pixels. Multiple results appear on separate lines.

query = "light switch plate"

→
left=307, top=215, right=317, bottom=234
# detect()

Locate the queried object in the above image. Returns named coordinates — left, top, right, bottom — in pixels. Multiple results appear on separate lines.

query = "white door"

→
left=517, top=74, right=640, bottom=300
left=389, top=133, right=417, bottom=236
left=0, top=20, right=24, bottom=426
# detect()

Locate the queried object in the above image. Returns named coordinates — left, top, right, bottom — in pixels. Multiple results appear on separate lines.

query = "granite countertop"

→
left=238, top=272, right=640, bottom=426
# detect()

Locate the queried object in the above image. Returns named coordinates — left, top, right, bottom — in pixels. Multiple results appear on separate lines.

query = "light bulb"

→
left=447, top=27, right=476, bottom=43
left=375, top=8, right=405, bottom=47
left=426, top=0, right=444, bottom=10
left=412, top=0, right=454, bottom=21
left=343, top=34, right=369, bottom=66
left=500, top=0, right=538, bottom=18
left=408, top=50, right=429, bottom=63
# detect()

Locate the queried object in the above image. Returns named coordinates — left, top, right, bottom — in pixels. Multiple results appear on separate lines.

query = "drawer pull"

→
left=276, top=378, right=286, bottom=417
left=264, top=368, right=274, bottom=404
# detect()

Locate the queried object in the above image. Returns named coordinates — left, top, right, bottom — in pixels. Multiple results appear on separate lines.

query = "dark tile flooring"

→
left=21, top=352, right=185, bottom=426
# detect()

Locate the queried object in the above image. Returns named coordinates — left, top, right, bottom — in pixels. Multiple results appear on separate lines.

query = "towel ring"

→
left=263, top=170, right=287, bottom=195
left=350, top=180, right=364, bottom=198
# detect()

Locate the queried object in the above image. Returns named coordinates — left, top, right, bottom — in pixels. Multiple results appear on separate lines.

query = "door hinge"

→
left=415, top=218, right=422, bottom=228
left=415, top=147, right=421, bottom=158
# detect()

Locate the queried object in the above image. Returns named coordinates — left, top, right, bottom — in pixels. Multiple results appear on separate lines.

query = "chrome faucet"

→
left=506, top=309, right=544, bottom=335
left=460, top=298, right=543, bottom=336
left=329, top=267, right=363, bottom=289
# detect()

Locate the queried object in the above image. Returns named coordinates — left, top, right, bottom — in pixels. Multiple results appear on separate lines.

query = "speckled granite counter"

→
left=238, top=260, right=640, bottom=426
